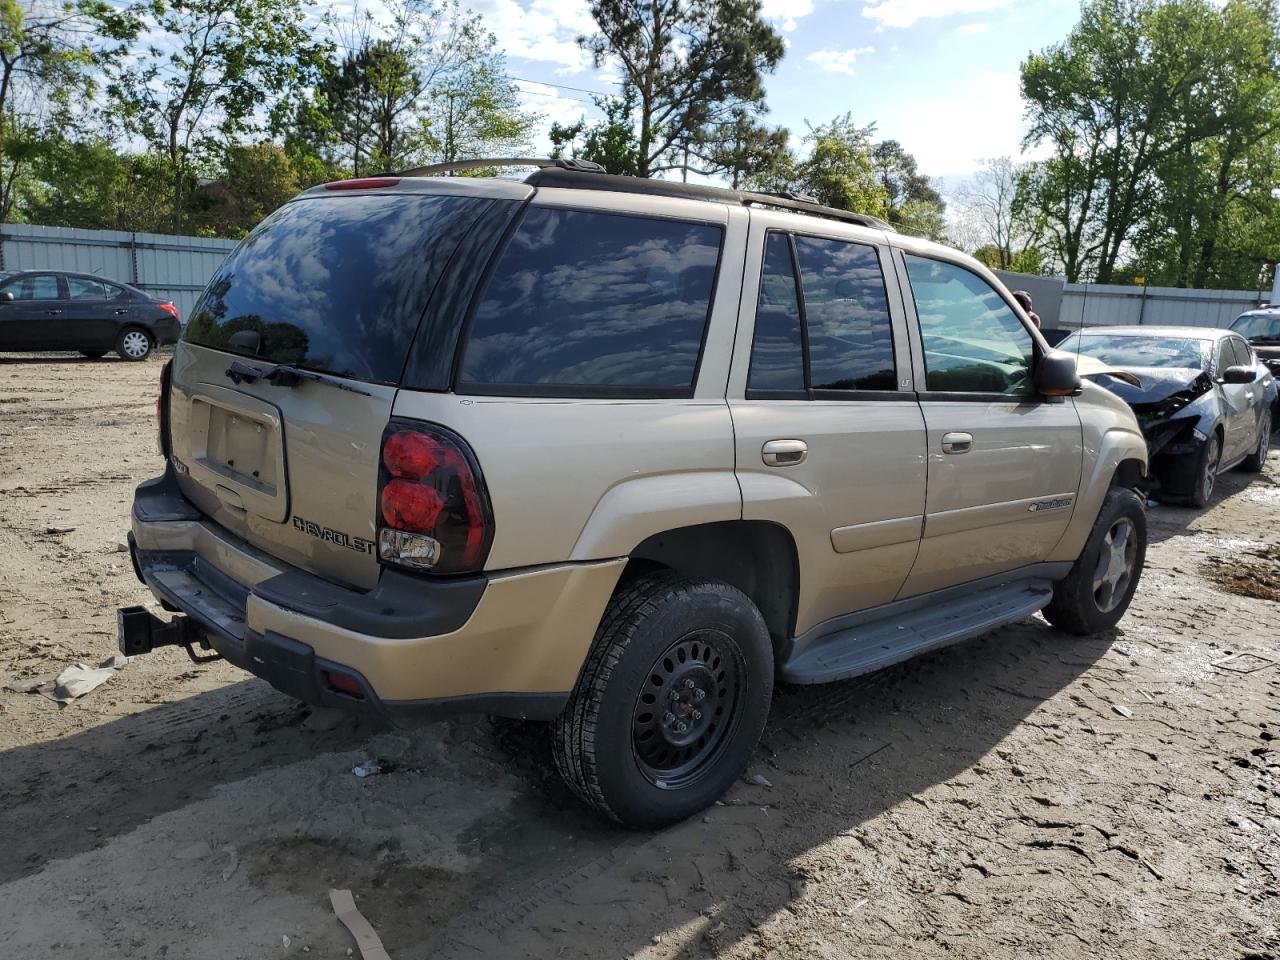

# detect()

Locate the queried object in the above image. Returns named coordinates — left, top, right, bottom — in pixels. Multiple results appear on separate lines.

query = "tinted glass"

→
left=1228, top=338, right=1252, bottom=367
left=183, top=193, right=489, bottom=384
left=905, top=256, right=1033, bottom=393
left=67, top=277, right=111, bottom=300
left=1231, top=312, right=1280, bottom=341
left=460, top=208, right=721, bottom=393
left=747, top=233, right=805, bottom=393
left=1057, top=333, right=1209, bottom=370
left=794, top=236, right=895, bottom=391
left=2, top=274, right=59, bottom=300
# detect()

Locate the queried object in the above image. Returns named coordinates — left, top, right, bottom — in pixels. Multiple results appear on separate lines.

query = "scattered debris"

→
left=282, top=934, right=291, bottom=950
left=1011, top=764, right=1027, bottom=777
left=1112, top=705, right=1133, bottom=719
left=331, top=889, right=392, bottom=960
left=1211, top=652, right=1275, bottom=675
left=352, top=759, right=395, bottom=779
left=45, top=524, right=76, bottom=534
left=3, top=675, right=55, bottom=694
left=743, top=773, right=773, bottom=788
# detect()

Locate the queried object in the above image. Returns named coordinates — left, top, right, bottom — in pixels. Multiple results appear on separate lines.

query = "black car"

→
left=1230, top=307, right=1280, bottom=380
left=1058, top=325, right=1277, bottom=507
left=0, top=270, right=182, bottom=361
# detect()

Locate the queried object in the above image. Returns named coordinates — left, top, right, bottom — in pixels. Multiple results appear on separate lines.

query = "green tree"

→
left=956, top=156, right=1046, bottom=269
left=579, top=0, right=784, bottom=178
left=194, top=142, right=301, bottom=237
left=106, top=0, right=314, bottom=231
left=871, top=140, right=946, bottom=239
left=549, top=92, right=642, bottom=176
left=0, top=0, right=137, bottom=220
left=750, top=114, right=890, bottom=219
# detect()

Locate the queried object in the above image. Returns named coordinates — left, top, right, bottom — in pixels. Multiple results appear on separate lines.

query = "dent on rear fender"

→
left=569, top=471, right=742, bottom=561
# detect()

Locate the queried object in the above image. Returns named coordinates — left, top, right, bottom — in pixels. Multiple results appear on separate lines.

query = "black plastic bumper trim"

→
left=205, top=628, right=566, bottom=724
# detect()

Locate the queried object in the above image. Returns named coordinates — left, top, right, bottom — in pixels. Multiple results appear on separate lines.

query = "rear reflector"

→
left=322, top=669, right=366, bottom=700
left=324, top=177, right=401, bottom=190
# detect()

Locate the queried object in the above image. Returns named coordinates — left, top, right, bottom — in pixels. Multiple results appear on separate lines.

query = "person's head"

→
left=1011, top=289, right=1034, bottom=312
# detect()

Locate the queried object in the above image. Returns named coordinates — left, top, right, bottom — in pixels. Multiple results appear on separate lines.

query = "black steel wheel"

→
left=631, top=632, right=744, bottom=791
left=553, top=571, right=772, bottom=828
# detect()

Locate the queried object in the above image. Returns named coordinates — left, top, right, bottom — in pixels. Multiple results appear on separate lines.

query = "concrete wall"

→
left=0, top=224, right=236, bottom=319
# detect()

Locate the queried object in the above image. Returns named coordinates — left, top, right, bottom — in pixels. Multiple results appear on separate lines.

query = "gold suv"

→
left=119, top=160, right=1149, bottom=827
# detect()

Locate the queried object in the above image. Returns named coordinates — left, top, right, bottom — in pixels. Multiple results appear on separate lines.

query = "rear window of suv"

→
left=457, top=207, right=723, bottom=397
left=183, top=193, right=491, bottom=385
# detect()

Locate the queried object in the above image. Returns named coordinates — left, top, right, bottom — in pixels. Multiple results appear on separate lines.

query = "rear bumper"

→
left=128, top=469, right=623, bottom=721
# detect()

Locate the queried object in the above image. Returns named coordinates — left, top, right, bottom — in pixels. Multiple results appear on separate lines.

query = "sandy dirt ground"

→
left=1, top=352, right=1278, bottom=960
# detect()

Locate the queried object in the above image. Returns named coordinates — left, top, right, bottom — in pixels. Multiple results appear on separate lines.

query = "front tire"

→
left=1042, top=487, right=1146, bottom=636
left=552, top=572, right=773, bottom=828
left=1240, top=411, right=1271, bottom=473
left=1186, top=430, right=1221, bottom=508
left=116, top=328, right=154, bottom=361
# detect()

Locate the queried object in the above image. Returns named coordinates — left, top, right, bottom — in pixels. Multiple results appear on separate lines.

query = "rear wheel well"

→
left=620, top=521, right=799, bottom=650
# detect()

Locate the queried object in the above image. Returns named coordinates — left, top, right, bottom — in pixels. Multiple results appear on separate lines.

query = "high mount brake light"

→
left=324, top=177, right=401, bottom=190
left=157, top=359, right=173, bottom=458
left=376, top=420, right=493, bottom=575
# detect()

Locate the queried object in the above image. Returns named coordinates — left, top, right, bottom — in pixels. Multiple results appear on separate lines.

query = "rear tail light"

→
left=324, top=177, right=401, bottom=190
left=157, top=359, right=173, bottom=458
left=158, top=302, right=180, bottom=321
left=376, top=419, right=493, bottom=575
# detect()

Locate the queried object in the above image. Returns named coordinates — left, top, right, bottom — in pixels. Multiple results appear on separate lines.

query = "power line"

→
left=507, top=76, right=617, bottom=98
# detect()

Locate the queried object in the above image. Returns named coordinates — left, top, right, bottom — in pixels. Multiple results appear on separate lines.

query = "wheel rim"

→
left=631, top=631, right=744, bottom=790
left=1091, top=516, right=1138, bottom=613
left=121, top=331, right=150, bottom=358
left=1259, top=415, right=1271, bottom=461
left=1202, top=434, right=1220, bottom=502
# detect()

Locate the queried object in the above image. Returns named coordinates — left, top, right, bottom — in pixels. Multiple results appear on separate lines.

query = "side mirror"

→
left=0, top=291, right=13, bottom=303
left=1220, top=364, right=1257, bottom=385
left=1035, top=350, right=1082, bottom=397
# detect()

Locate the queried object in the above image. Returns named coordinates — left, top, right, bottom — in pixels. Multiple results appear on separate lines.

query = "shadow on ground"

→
left=0, top=613, right=1114, bottom=959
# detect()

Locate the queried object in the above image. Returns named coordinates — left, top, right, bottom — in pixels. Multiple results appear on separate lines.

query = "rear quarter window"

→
left=183, top=193, right=492, bottom=385
left=457, top=207, right=723, bottom=397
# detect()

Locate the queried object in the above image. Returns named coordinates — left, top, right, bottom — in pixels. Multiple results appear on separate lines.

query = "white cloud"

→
left=761, top=0, right=815, bottom=31
left=862, top=0, right=1015, bottom=29
left=873, top=70, right=1049, bottom=176
left=806, top=46, right=875, bottom=75
left=956, top=22, right=989, bottom=34
left=467, top=0, right=595, bottom=73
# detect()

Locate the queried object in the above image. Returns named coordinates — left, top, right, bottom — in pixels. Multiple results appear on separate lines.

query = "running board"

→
left=781, top=580, right=1054, bottom=685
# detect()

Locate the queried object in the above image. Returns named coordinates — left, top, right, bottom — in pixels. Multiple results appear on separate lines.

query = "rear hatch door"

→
left=168, top=183, right=525, bottom=589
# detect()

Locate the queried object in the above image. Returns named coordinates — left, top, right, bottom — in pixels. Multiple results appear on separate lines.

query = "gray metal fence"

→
left=996, top=269, right=1271, bottom=332
left=0, top=223, right=236, bottom=319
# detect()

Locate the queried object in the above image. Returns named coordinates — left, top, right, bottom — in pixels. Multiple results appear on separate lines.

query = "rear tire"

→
left=116, top=328, right=154, bottom=361
left=1042, top=487, right=1146, bottom=636
left=1240, top=411, right=1271, bottom=473
left=552, top=571, right=773, bottom=828
left=79, top=350, right=107, bottom=359
left=1186, top=430, right=1221, bottom=508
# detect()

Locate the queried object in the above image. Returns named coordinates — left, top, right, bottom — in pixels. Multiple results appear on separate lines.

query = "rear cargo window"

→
left=458, top=208, right=722, bottom=396
left=183, top=193, right=491, bottom=385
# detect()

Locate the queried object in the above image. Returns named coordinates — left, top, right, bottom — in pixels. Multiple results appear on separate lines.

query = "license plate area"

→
left=184, top=384, right=289, bottom=522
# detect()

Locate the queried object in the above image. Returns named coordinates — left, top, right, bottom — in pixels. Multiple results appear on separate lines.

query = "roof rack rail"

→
left=396, top=157, right=605, bottom=177
left=523, top=166, right=892, bottom=231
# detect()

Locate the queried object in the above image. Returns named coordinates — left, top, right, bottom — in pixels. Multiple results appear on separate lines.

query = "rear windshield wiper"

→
left=225, top=359, right=373, bottom=397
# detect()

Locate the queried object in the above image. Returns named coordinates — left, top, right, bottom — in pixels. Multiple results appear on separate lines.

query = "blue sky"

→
left=465, top=0, right=1085, bottom=189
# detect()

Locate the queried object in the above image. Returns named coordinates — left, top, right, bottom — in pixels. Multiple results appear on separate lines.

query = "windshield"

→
left=1057, top=333, right=1209, bottom=370
left=183, top=193, right=493, bottom=384
left=1231, top=312, right=1280, bottom=342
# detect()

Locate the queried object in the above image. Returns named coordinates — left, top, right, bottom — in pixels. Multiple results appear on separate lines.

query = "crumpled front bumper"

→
left=126, top=469, right=623, bottom=721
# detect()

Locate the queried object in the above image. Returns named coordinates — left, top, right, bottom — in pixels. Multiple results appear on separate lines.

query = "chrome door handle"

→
left=941, top=432, right=973, bottom=454
left=762, top=439, right=808, bottom=467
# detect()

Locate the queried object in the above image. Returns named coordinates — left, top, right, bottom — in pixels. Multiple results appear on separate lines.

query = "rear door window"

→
left=793, top=236, right=896, bottom=392
left=67, top=277, right=112, bottom=300
left=458, top=208, right=722, bottom=396
left=3, top=274, right=61, bottom=300
left=747, top=233, right=806, bottom=395
left=183, top=193, right=493, bottom=385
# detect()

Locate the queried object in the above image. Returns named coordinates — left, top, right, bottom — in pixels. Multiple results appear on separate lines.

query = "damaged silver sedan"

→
left=1058, top=325, right=1276, bottom=507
